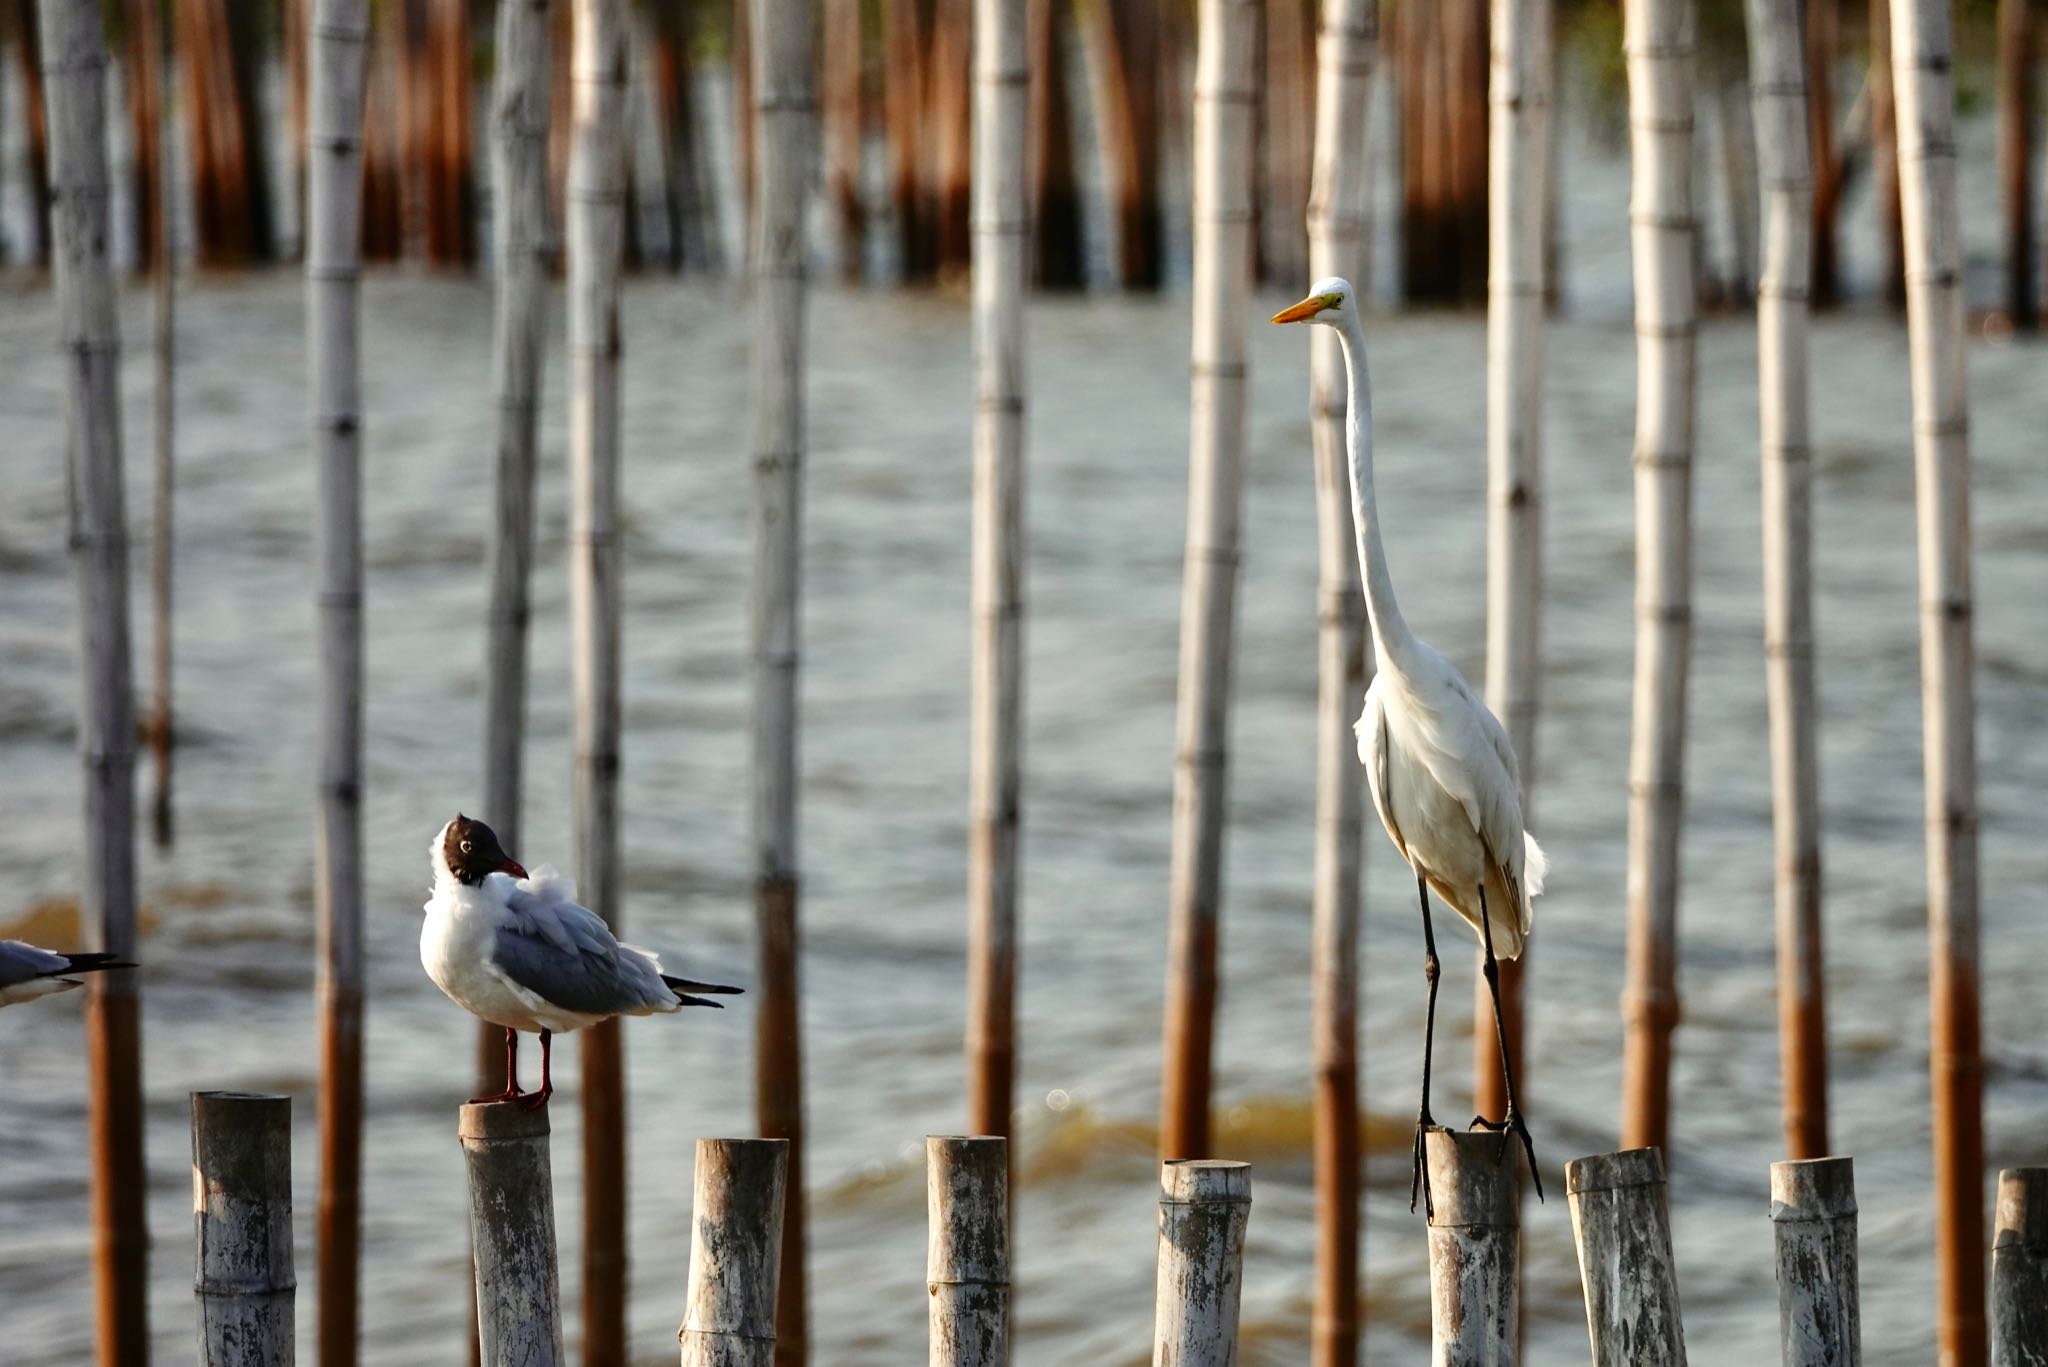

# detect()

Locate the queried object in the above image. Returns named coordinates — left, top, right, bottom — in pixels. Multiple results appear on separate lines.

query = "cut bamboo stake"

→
left=1151, top=1160, right=1252, bottom=1367
left=1770, top=1157, right=1861, bottom=1366
left=1889, top=2, right=1985, bottom=1361
left=926, top=1137, right=1009, bottom=1367
left=1159, top=0, right=1258, bottom=1166
left=1992, top=1168, right=2048, bottom=1366
left=38, top=0, right=149, bottom=1358
left=966, top=0, right=1027, bottom=1151
left=1618, top=0, right=1697, bottom=1157
left=1566, top=1149, right=1687, bottom=1366
left=566, top=0, right=630, bottom=1360
left=750, top=0, right=814, bottom=1358
left=145, top=0, right=174, bottom=849
left=460, top=1102, right=564, bottom=1365
left=1426, top=1128, right=1519, bottom=1364
left=677, top=1139, right=790, bottom=1367
left=1745, top=0, right=1828, bottom=1163
left=193, top=1092, right=295, bottom=1365
left=1303, top=0, right=1374, bottom=1360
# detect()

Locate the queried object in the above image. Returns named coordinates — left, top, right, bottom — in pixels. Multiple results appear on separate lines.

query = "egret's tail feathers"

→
left=661, top=973, right=743, bottom=1003
left=1519, top=831, right=1548, bottom=936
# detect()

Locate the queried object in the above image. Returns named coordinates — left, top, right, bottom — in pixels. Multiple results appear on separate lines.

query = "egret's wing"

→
left=1357, top=683, right=1409, bottom=863
left=0, top=940, right=70, bottom=989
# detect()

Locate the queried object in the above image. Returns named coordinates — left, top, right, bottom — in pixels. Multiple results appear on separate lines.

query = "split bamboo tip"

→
left=1425, top=1127, right=1520, bottom=1228
left=1566, top=1147, right=1666, bottom=1196
left=461, top=1099, right=552, bottom=1143
left=1160, top=1159, right=1252, bottom=1205
left=1995, top=1169, right=2048, bottom=1250
left=1771, top=1157, right=1857, bottom=1221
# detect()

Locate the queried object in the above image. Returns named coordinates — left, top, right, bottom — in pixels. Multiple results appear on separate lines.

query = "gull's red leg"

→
left=468, top=1027, right=526, bottom=1106
left=517, top=1029, right=554, bottom=1111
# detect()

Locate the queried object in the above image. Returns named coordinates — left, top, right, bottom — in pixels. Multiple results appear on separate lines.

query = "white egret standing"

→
left=1275, top=278, right=1548, bottom=1213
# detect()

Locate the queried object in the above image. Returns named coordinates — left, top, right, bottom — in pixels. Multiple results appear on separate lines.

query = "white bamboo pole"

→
left=1889, top=1, right=1983, bottom=1359
left=1159, top=0, right=1259, bottom=1165
left=1992, top=1168, right=2048, bottom=1365
left=566, top=0, right=630, bottom=1359
left=1769, top=1157, right=1861, bottom=1366
left=1151, top=1160, right=1252, bottom=1367
left=1744, top=0, right=1827, bottom=1163
left=461, top=1102, right=564, bottom=1365
left=926, top=1137, right=1009, bottom=1366
left=678, top=1139, right=789, bottom=1367
left=147, top=0, right=174, bottom=849
left=751, top=0, right=814, bottom=1357
left=1426, top=1128, right=1520, bottom=1364
left=1566, top=1148, right=1688, bottom=1366
left=192, top=1092, right=295, bottom=1365
left=1303, top=1, right=1374, bottom=1361
left=306, top=1, right=370, bottom=1361
left=1618, top=0, right=1696, bottom=1156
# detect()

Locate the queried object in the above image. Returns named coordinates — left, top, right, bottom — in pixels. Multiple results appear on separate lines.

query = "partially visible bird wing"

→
left=0, top=940, right=71, bottom=989
left=1358, top=683, right=1409, bottom=863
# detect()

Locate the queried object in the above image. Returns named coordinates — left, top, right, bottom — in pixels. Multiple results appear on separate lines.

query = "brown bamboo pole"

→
left=308, top=2, right=369, bottom=1362
left=1746, top=0, right=1827, bottom=1163
left=1869, top=0, right=1904, bottom=309
left=823, top=0, right=864, bottom=279
left=41, top=13, right=146, bottom=1357
left=1992, top=1168, right=2048, bottom=1365
left=882, top=0, right=927, bottom=278
left=1151, top=1161, right=1251, bottom=1366
left=1261, top=0, right=1312, bottom=287
left=1770, top=1157, right=1861, bottom=1366
left=1996, top=0, right=2035, bottom=329
left=929, top=0, right=972, bottom=274
left=1566, top=1149, right=1687, bottom=1366
left=1426, top=1128, right=1519, bottom=1363
left=1026, top=0, right=1082, bottom=289
left=1618, top=0, right=1696, bottom=1157
left=1806, top=0, right=1838, bottom=307
left=461, top=1102, right=565, bottom=1364
left=145, top=0, right=174, bottom=850
left=926, top=1137, right=1010, bottom=1366
left=1159, top=0, right=1258, bottom=1165
left=1889, top=0, right=1984, bottom=1359
left=1082, top=0, right=1163, bottom=288
left=678, top=1139, right=789, bottom=1367
left=15, top=0, right=52, bottom=265
left=751, top=0, right=813, bottom=1358
left=193, top=1092, right=296, bottom=1365
left=1303, top=0, right=1374, bottom=1360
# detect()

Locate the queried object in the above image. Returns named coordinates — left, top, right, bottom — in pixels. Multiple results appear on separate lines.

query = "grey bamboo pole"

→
left=1770, top=1157, right=1861, bottom=1366
left=566, top=0, right=630, bottom=1359
left=750, top=0, right=814, bottom=1358
left=1426, top=1128, right=1519, bottom=1364
left=193, top=1092, right=296, bottom=1365
left=1566, top=1149, right=1687, bottom=1366
left=1992, top=1168, right=2048, bottom=1366
left=1159, top=0, right=1258, bottom=1165
left=461, top=1102, right=564, bottom=1365
left=1477, top=0, right=1551, bottom=1160
left=1618, top=0, right=1697, bottom=1156
left=1889, top=2, right=1984, bottom=1360
left=678, top=1139, right=789, bottom=1367
left=1745, top=0, right=1827, bottom=1163
left=926, top=1137, right=1009, bottom=1367
left=38, top=0, right=148, bottom=1357
left=146, top=0, right=174, bottom=849
left=966, top=0, right=1027, bottom=1151
left=1303, top=1, right=1374, bottom=1360
left=1151, top=1160, right=1252, bottom=1367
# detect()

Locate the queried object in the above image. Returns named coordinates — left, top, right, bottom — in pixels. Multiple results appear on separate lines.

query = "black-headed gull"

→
left=422, top=814, right=741, bottom=1109
left=0, top=940, right=135, bottom=1007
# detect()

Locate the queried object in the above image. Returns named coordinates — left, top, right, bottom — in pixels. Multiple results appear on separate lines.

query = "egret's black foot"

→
left=1469, top=1109, right=1545, bottom=1202
left=1410, top=1117, right=1437, bottom=1219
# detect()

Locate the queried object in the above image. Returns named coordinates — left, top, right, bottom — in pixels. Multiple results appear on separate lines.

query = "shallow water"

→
left=4, top=136, right=2048, bottom=1367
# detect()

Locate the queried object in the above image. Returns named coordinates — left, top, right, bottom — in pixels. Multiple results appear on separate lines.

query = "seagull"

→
left=0, top=940, right=135, bottom=1007
left=422, top=814, right=741, bottom=1109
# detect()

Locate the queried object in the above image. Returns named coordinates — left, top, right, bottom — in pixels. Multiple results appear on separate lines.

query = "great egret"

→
left=1275, top=278, right=1548, bottom=1213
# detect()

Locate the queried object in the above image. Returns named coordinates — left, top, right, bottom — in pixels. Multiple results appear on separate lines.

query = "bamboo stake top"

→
left=460, top=1099, right=552, bottom=1143
left=1160, top=1159, right=1252, bottom=1204
left=1995, top=1169, right=2048, bottom=1251
left=1424, top=1127, right=1519, bottom=1228
left=190, top=1091, right=292, bottom=1204
left=926, top=1136, right=1009, bottom=1286
left=1566, top=1147, right=1667, bottom=1197
left=1771, top=1157, right=1858, bottom=1223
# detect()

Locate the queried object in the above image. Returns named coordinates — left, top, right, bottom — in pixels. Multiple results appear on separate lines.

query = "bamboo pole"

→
left=678, top=1139, right=789, bottom=1367
left=1806, top=0, right=1839, bottom=306
left=1889, top=1, right=1984, bottom=1360
left=1026, top=0, right=1083, bottom=289
left=1151, top=1160, right=1252, bottom=1367
left=193, top=1092, right=295, bottom=1365
left=926, top=1137, right=1009, bottom=1367
left=822, top=0, right=863, bottom=279
left=1159, top=0, right=1258, bottom=1166
left=1869, top=0, right=1904, bottom=309
left=1770, top=1157, right=1861, bottom=1366
left=460, top=1102, right=564, bottom=1365
left=751, top=0, right=813, bottom=1358
left=308, top=3, right=369, bottom=1361
left=1996, top=0, right=2035, bottom=329
left=1303, top=0, right=1374, bottom=1360
left=1745, top=0, right=1827, bottom=1163
left=1618, top=0, right=1696, bottom=1157
left=1992, top=1168, right=2048, bottom=1366
left=1426, top=1128, right=1519, bottom=1364
left=881, top=0, right=927, bottom=279
left=1566, top=1149, right=1687, bottom=1366
left=146, top=0, right=174, bottom=849
left=38, top=0, right=148, bottom=1357
left=1716, top=78, right=1757, bottom=303
left=567, top=0, right=630, bottom=1360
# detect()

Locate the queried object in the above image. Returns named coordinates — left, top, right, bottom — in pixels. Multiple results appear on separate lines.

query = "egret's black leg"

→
left=1470, top=885, right=1543, bottom=1202
left=1410, top=873, right=1442, bottom=1219
left=518, top=1028, right=554, bottom=1111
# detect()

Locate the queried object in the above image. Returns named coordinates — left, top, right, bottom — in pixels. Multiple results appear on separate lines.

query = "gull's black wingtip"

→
left=661, top=973, right=743, bottom=1000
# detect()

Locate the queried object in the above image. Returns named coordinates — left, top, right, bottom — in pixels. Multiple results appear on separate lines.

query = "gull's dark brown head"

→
left=440, top=814, right=528, bottom=886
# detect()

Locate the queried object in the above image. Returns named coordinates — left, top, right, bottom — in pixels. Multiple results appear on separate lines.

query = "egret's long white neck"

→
left=1333, top=312, right=1416, bottom=669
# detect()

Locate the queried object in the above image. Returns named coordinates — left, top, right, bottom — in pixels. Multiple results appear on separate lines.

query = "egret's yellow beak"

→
left=1271, top=293, right=1334, bottom=324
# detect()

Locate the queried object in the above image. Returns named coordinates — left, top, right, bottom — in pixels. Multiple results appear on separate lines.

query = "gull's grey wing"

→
left=490, top=884, right=668, bottom=1017
left=0, top=940, right=129, bottom=988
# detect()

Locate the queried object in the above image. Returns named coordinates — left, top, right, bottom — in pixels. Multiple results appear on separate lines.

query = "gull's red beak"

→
left=501, top=859, right=528, bottom=880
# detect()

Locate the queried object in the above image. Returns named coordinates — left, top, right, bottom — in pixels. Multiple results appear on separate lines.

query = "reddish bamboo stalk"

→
left=1026, top=0, right=1083, bottom=289
left=1996, top=0, right=2035, bottom=329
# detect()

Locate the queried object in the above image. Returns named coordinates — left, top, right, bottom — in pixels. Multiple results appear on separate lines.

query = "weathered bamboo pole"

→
left=1996, top=0, right=2035, bottom=329
left=926, top=1137, right=1009, bottom=1366
left=1159, top=0, right=1258, bottom=1166
left=146, top=0, right=174, bottom=849
left=677, top=1139, right=789, bottom=1367
left=308, top=3, right=369, bottom=1360
left=460, top=1102, right=564, bottom=1365
left=1303, top=0, right=1374, bottom=1360
left=1426, top=1128, right=1519, bottom=1364
left=1745, top=0, right=1827, bottom=1163
left=193, top=1092, right=295, bottom=1365
left=1770, top=1156, right=1861, bottom=1366
left=38, top=0, right=148, bottom=1357
left=1889, top=2, right=1984, bottom=1360
left=751, top=0, right=813, bottom=1358
left=1992, top=1168, right=2048, bottom=1366
left=567, top=0, right=630, bottom=1360
left=1868, top=0, right=1904, bottom=309
left=1618, top=0, right=1696, bottom=1157
left=1566, top=1149, right=1687, bottom=1366
left=1151, top=1160, right=1251, bottom=1367
left=967, top=0, right=1027, bottom=1146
